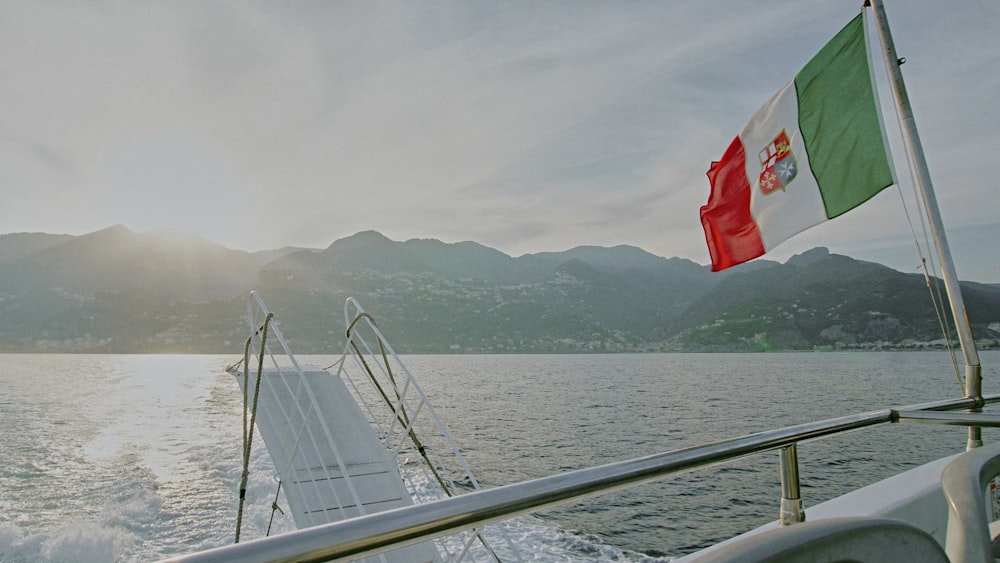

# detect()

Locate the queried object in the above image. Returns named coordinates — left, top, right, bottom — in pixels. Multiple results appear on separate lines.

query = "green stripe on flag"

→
left=795, top=13, right=893, bottom=219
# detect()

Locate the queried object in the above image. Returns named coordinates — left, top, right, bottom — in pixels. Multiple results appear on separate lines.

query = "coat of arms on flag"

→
left=757, top=129, right=797, bottom=195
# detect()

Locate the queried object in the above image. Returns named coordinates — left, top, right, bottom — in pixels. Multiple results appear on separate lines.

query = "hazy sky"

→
left=2, top=1, right=998, bottom=281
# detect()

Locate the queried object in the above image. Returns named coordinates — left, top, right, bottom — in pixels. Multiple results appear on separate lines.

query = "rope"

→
left=266, top=477, right=284, bottom=536
left=225, top=356, right=244, bottom=374
left=347, top=314, right=453, bottom=498
left=322, top=356, right=345, bottom=371
left=895, top=180, right=961, bottom=393
left=235, top=312, right=274, bottom=544
left=347, top=312, right=505, bottom=561
left=899, top=156, right=963, bottom=393
left=918, top=257, right=965, bottom=395
left=345, top=341, right=474, bottom=548
left=346, top=312, right=501, bottom=561
left=886, top=84, right=963, bottom=394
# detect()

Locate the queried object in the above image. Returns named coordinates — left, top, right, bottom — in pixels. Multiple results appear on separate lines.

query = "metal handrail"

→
left=161, top=393, right=1000, bottom=563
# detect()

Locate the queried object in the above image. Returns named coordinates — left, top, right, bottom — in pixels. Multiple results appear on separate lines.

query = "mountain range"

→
left=0, top=225, right=997, bottom=353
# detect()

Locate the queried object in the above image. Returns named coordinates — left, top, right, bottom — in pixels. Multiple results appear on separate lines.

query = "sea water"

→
left=0, top=352, right=996, bottom=561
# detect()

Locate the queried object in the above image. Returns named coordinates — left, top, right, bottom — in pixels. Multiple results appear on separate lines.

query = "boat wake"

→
left=397, top=462, right=671, bottom=562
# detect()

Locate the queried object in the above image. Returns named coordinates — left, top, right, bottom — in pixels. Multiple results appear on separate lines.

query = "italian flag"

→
left=700, top=13, right=895, bottom=271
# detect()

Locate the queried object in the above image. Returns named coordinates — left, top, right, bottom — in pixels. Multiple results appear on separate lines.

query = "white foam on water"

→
left=42, top=521, right=129, bottom=563
left=0, top=520, right=129, bottom=563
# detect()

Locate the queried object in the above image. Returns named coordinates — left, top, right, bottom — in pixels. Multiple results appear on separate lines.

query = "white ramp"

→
left=238, top=366, right=440, bottom=563
left=233, top=292, right=518, bottom=562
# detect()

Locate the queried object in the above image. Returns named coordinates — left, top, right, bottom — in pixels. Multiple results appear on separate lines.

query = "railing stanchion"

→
left=779, top=444, right=805, bottom=526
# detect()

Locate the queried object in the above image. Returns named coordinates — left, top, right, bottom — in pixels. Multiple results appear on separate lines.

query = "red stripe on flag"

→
left=700, top=136, right=765, bottom=271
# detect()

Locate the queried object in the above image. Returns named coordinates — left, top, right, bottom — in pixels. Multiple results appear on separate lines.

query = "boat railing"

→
left=163, top=392, right=1000, bottom=563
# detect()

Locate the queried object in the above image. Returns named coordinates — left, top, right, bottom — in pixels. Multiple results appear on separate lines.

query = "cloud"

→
left=0, top=1, right=997, bottom=282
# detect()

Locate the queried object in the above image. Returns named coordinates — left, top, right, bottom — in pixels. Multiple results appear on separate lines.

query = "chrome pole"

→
left=866, top=0, right=982, bottom=421
left=779, top=445, right=805, bottom=525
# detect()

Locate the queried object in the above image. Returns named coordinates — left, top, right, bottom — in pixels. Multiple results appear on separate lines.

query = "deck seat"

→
left=685, top=517, right=948, bottom=562
left=941, top=441, right=1000, bottom=563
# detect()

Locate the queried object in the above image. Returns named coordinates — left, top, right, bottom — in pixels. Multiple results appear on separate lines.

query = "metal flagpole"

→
left=867, top=0, right=983, bottom=448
